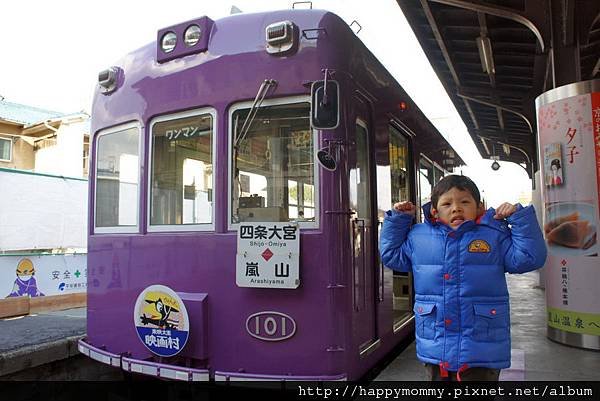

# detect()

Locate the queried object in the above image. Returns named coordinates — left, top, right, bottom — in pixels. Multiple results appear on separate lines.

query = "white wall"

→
left=35, top=120, right=85, bottom=178
left=0, top=169, right=87, bottom=251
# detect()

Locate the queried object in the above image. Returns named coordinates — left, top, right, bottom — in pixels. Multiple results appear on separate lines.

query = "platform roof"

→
left=397, top=0, right=600, bottom=178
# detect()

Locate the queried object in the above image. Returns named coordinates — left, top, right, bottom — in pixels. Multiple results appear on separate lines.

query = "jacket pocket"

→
left=472, top=303, right=509, bottom=342
left=413, top=301, right=437, bottom=340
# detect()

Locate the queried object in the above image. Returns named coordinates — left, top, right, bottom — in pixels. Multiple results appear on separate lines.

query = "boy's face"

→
left=432, top=187, right=482, bottom=229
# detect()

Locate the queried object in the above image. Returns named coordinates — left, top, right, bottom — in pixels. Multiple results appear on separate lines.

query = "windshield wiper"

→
left=234, top=79, right=277, bottom=149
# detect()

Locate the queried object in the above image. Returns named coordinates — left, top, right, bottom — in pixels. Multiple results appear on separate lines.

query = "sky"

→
left=0, top=0, right=532, bottom=207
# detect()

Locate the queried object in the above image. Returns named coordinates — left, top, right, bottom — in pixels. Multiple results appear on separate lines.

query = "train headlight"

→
left=161, top=32, right=177, bottom=53
left=156, top=16, right=214, bottom=63
left=266, top=20, right=297, bottom=55
left=184, top=24, right=202, bottom=47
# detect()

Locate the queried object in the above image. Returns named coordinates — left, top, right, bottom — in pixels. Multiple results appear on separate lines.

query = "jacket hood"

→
left=422, top=202, right=434, bottom=224
left=422, top=201, right=507, bottom=232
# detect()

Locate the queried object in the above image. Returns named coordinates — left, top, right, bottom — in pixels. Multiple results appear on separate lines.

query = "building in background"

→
left=0, top=99, right=89, bottom=178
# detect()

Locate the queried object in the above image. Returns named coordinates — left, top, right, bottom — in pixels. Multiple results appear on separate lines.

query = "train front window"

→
left=230, top=101, right=316, bottom=225
left=149, top=110, right=215, bottom=230
left=94, top=123, right=140, bottom=232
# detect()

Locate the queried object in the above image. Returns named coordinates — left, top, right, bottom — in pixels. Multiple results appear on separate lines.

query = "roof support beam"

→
left=579, top=5, right=600, bottom=46
left=420, top=0, right=480, bottom=130
left=476, top=129, right=533, bottom=138
left=475, top=12, right=505, bottom=131
left=592, top=57, right=600, bottom=78
left=496, top=108, right=505, bottom=132
left=549, top=0, right=581, bottom=87
left=458, top=85, right=523, bottom=99
left=481, top=135, right=534, bottom=181
left=429, top=0, right=546, bottom=51
left=476, top=12, right=495, bottom=86
left=456, top=92, right=533, bottom=134
left=420, top=0, right=461, bottom=86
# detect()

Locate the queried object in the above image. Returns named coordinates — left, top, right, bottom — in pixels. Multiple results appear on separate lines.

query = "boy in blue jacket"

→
left=380, top=175, right=546, bottom=381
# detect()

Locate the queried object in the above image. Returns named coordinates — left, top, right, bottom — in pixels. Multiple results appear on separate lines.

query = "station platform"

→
left=1, top=271, right=598, bottom=381
left=0, top=307, right=120, bottom=380
left=0, top=307, right=85, bottom=377
left=375, top=271, right=600, bottom=381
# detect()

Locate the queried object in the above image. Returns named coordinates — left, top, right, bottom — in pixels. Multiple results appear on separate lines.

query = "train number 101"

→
left=245, top=311, right=297, bottom=342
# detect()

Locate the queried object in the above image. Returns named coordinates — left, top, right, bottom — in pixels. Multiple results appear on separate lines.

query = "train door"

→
left=349, top=100, right=378, bottom=354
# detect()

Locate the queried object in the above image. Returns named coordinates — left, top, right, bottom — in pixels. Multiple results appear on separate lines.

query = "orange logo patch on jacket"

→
left=468, top=239, right=491, bottom=253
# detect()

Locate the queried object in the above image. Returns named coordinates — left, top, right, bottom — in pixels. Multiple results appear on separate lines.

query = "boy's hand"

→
left=494, top=202, right=517, bottom=219
left=393, top=201, right=416, bottom=216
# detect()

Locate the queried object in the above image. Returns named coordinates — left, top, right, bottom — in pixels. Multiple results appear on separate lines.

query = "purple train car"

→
left=78, top=8, right=462, bottom=381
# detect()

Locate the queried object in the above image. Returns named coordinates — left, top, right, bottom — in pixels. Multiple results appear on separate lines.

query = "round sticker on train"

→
left=133, top=285, right=189, bottom=357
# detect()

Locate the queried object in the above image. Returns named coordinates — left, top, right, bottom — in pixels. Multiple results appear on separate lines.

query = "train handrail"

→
left=292, top=1, right=312, bottom=9
left=325, top=209, right=355, bottom=215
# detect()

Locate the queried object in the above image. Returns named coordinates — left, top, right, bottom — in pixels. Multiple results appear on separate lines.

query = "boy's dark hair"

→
left=431, top=175, right=481, bottom=208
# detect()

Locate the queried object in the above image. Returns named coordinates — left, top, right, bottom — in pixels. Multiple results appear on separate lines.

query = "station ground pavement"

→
left=374, top=271, right=600, bottom=381
left=0, top=271, right=598, bottom=381
left=0, top=307, right=119, bottom=379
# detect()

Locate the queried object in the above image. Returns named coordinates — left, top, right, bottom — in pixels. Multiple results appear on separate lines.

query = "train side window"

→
left=388, top=126, right=412, bottom=325
left=94, top=123, right=140, bottom=233
left=148, top=109, right=215, bottom=231
left=229, top=99, right=317, bottom=227
left=389, top=126, right=410, bottom=205
left=419, top=156, right=434, bottom=222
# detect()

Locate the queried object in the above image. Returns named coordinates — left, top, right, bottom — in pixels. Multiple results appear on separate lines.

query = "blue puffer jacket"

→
left=379, top=202, right=547, bottom=371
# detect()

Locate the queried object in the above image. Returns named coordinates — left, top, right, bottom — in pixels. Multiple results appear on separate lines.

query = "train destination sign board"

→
left=236, top=223, right=299, bottom=289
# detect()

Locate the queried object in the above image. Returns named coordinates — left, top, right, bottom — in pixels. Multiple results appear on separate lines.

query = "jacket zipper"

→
left=457, top=231, right=462, bottom=371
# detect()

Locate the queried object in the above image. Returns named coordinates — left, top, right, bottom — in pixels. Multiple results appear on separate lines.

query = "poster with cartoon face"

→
left=6, top=258, right=44, bottom=298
